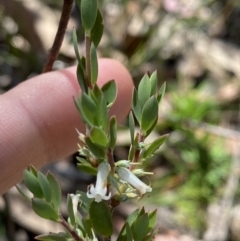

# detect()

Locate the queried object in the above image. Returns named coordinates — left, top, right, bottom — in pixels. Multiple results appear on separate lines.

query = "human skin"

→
left=0, top=58, right=133, bottom=194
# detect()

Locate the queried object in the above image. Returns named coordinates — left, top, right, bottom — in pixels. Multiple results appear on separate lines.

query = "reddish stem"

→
left=60, top=216, right=83, bottom=241
left=43, top=0, right=73, bottom=73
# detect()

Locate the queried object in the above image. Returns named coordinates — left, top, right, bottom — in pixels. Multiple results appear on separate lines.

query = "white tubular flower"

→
left=70, top=193, right=81, bottom=217
left=87, top=162, right=111, bottom=202
left=117, top=167, right=152, bottom=195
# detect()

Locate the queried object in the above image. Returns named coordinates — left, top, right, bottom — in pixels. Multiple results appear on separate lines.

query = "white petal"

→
left=117, top=167, right=152, bottom=195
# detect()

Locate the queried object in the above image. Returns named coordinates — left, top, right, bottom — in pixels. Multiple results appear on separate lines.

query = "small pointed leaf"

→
left=77, top=164, right=97, bottom=175
left=27, top=165, right=38, bottom=177
left=79, top=93, right=98, bottom=126
left=91, top=10, right=104, bottom=47
left=15, top=185, right=31, bottom=202
left=126, top=223, right=133, bottom=241
left=126, top=209, right=139, bottom=226
left=132, top=88, right=141, bottom=124
left=143, top=134, right=168, bottom=158
left=81, top=0, right=98, bottom=31
left=35, top=232, right=69, bottom=241
left=85, top=137, right=106, bottom=159
left=148, top=209, right=157, bottom=232
left=38, top=172, right=51, bottom=202
left=128, top=111, right=135, bottom=144
left=72, top=30, right=81, bottom=63
left=32, top=198, right=59, bottom=221
left=157, top=82, right=166, bottom=104
left=132, top=213, right=149, bottom=241
left=47, top=172, right=62, bottom=211
left=90, top=44, right=98, bottom=85
left=77, top=63, right=87, bottom=93
left=138, top=74, right=151, bottom=109
left=101, top=80, right=117, bottom=107
left=116, top=223, right=127, bottom=241
left=23, top=170, right=43, bottom=198
left=90, top=127, right=109, bottom=148
left=91, top=84, right=102, bottom=104
left=99, top=95, right=109, bottom=131
left=67, top=194, right=75, bottom=226
left=150, top=71, right=158, bottom=95
left=141, top=96, right=158, bottom=135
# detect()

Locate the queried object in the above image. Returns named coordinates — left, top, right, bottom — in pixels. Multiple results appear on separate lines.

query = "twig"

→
left=43, top=0, right=73, bottom=73
left=130, top=133, right=145, bottom=171
left=107, top=149, right=115, bottom=173
left=60, top=216, right=83, bottom=241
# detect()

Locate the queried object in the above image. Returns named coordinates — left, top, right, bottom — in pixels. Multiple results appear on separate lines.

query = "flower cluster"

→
left=86, top=161, right=152, bottom=203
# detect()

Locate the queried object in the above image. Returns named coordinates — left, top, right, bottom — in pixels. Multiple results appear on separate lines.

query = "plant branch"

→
left=130, top=133, right=144, bottom=171
left=60, top=216, right=83, bottom=241
left=107, top=149, right=115, bottom=173
left=43, top=0, right=73, bottom=73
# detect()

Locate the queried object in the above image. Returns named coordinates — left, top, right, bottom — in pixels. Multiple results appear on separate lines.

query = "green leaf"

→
left=157, top=82, right=166, bottom=104
left=109, top=116, right=117, bottom=149
left=90, top=10, right=104, bottom=47
left=128, top=145, right=135, bottom=161
left=145, top=117, right=158, bottom=138
left=126, top=223, right=133, bottom=241
left=116, top=223, right=127, bottom=241
left=77, top=164, right=97, bottom=175
left=47, top=172, right=62, bottom=211
left=101, top=80, right=117, bottom=107
left=82, top=217, right=92, bottom=238
left=99, top=95, right=109, bottom=131
left=132, top=213, right=149, bottom=241
left=79, top=93, right=98, bottom=127
left=140, top=96, right=158, bottom=135
left=38, top=172, right=51, bottom=202
left=90, top=127, right=109, bottom=148
left=35, top=232, right=69, bottom=241
left=132, top=88, right=141, bottom=124
left=89, top=201, right=113, bottom=236
left=142, top=134, right=168, bottom=159
left=91, top=84, right=102, bottom=104
left=85, top=137, right=106, bottom=159
left=139, top=207, right=146, bottom=217
left=90, top=44, right=98, bottom=85
left=150, top=71, right=158, bottom=95
left=138, top=74, right=151, bottom=109
left=27, top=165, right=38, bottom=177
left=32, top=198, right=59, bottom=221
left=23, top=170, right=43, bottom=198
left=77, top=191, right=91, bottom=214
left=148, top=209, right=157, bottom=232
left=77, top=63, right=87, bottom=93
left=126, top=209, right=139, bottom=226
left=128, top=111, right=135, bottom=144
left=67, top=194, right=75, bottom=226
left=81, top=0, right=98, bottom=31
left=15, top=185, right=31, bottom=202
left=128, top=133, right=139, bottom=161
left=72, top=29, right=81, bottom=63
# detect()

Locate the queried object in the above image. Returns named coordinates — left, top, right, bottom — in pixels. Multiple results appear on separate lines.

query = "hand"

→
left=0, top=58, right=133, bottom=194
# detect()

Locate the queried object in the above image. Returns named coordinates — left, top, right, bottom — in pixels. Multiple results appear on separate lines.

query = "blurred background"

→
left=0, top=0, right=240, bottom=240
